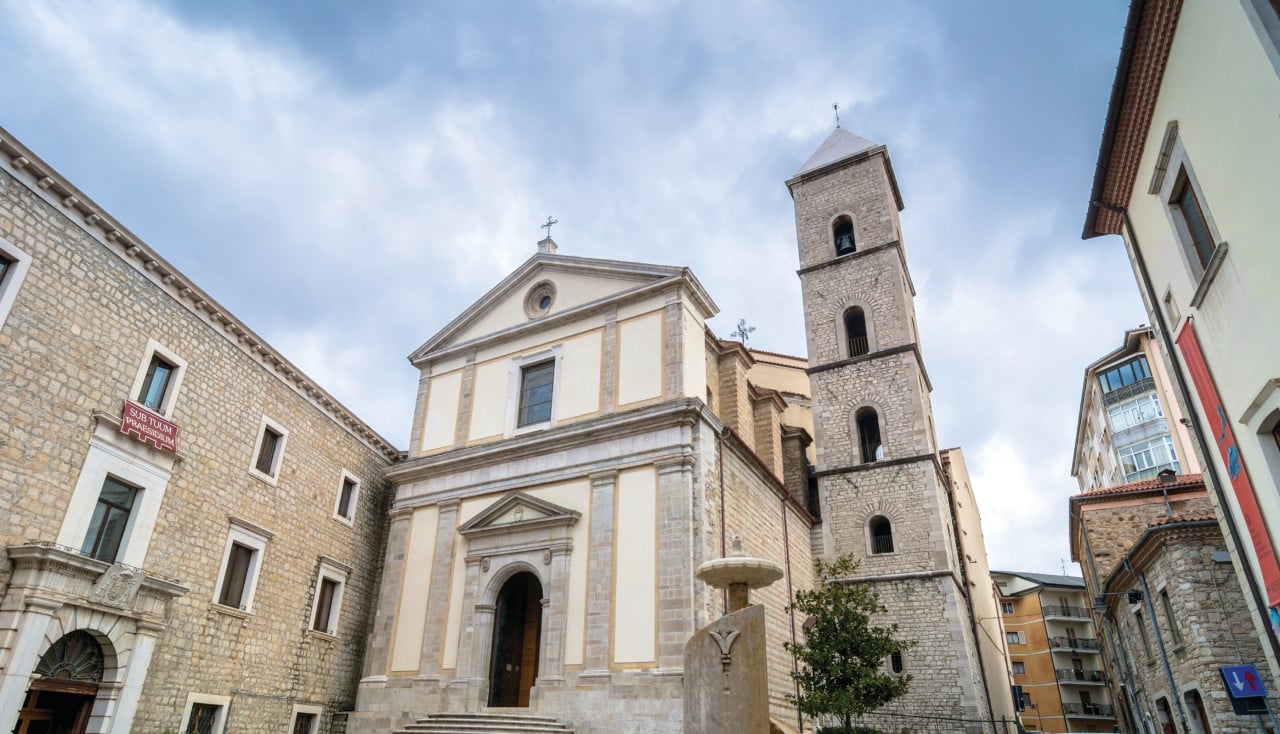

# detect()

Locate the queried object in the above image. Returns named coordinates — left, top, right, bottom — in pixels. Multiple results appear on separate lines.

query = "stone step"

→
left=396, top=711, right=574, bottom=734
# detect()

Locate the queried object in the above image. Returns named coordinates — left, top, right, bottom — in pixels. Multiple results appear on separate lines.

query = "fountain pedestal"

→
left=683, top=536, right=785, bottom=734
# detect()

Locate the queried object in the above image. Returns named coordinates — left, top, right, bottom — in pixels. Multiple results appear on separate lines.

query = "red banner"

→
left=120, top=401, right=178, bottom=453
left=1176, top=321, right=1280, bottom=605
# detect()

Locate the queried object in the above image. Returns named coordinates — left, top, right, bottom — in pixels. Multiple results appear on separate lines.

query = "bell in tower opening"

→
left=832, top=214, right=855, bottom=255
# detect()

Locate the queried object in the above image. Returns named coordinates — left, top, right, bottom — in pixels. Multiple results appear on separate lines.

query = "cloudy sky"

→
left=0, top=0, right=1142, bottom=575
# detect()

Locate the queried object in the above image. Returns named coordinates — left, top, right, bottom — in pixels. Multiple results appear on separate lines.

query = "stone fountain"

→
left=684, top=534, right=785, bottom=734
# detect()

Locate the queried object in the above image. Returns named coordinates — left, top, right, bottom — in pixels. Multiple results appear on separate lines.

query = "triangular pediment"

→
left=457, top=491, right=581, bottom=536
left=409, top=253, right=715, bottom=364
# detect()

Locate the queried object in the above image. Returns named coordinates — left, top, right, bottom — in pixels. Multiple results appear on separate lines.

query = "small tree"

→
left=786, top=555, right=914, bottom=733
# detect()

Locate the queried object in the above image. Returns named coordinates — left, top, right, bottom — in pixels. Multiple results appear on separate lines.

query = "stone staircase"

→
left=396, top=711, right=574, bottom=734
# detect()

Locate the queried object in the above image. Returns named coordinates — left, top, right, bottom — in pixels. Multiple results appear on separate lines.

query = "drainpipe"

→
left=1127, top=558, right=1190, bottom=733
left=1091, top=200, right=1280, bottom=666
left=1107, top=613, right=1152, bottom=733
left=718, top=426, right=728, bottom=612
left=1078, top=510, right=1143, bottom=729
left=781, top=495, right=802, bottom=733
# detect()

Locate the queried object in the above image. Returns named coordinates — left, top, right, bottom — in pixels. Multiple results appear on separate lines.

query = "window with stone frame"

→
left=137, top=353, right=177, bottom=412
left=334, top=472, right=360, bottom=524
left=855, top=408, right=883, bottom=463
left=186, top=704, right=219, bottom=734
left=214, top=524, right=269, bottom=612
left=1160, top=589, right=1183, bottom=646
left=1170, top=170, right=1217, bottom=271
left=310, top=561, right=348, bottom=635
left=249, top=416, right=288, bottom=482
left=80, top=476, right=138, bottom=562
left=292, top=713, right=318, bottom=734
left=869, top=515, right=894, bottom=554
left=1135, top=611, right=1153, bottom=657
left=517, top=360, right=555, bottom=427
left=0, top=236, right=33, bottom=330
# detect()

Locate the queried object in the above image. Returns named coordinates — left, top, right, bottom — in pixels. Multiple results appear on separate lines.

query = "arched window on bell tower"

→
left=869, top=515, right=894, bottom=554
left=833, top=215, right=855, bottom=256
left=844, top=307, right=869, bottom=357
left=855, top=408, right=883, bottom=463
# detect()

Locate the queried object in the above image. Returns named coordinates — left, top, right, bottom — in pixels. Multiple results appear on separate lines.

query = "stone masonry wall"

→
left=0, top=163, right=392, bottom=732
left=1079, top=492, right=1213, bottom=581
left=790, top=153, right=902, bottom=273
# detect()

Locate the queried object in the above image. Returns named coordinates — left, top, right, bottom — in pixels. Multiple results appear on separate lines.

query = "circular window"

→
left=524, top=281, right=557, bottom=319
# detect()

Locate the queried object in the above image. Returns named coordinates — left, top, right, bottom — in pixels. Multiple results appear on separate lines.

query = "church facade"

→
left=354, top=128, right=1010, bottom=733
left=0, top=116, right=1008, bottom=734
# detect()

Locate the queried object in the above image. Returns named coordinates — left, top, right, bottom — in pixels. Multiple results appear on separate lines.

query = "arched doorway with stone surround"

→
left=488, top=572, right=544, bottom=707
left=14, top=630, right=107, bottom=734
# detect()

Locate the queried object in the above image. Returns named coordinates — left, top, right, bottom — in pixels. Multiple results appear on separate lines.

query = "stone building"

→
left=1082, top=0, right=1280, bottom=681
left=1071, top=327, right=1200, bottom=493
left=0, top=125, right=397, bottom=733
left=1070, top=473, right=1278, bottom=732
left=787, top=126, right=997, bottom=730
left=992, top=571, right=1118, bottom=733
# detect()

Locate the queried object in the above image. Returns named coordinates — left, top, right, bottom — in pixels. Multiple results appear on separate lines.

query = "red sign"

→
left=120, top=401, right=178, bottom=453
left=1176, top=321, right=1280, bottom=605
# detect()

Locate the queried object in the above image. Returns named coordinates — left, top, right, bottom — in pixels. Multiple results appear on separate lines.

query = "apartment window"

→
left=1099, top=356, right=1152, bottom=395
left=80, top=476, right=138, bottom=562
left=1001, top=601, right=1015, bottom=615
left=310, top=561, right=348, bottom=635
left=0, top=237, right=32, bottom=331
left=1119, top=435, right=1180, bottom=481
left=215, top=523, right=270, bottom=612
left=249, top=416, right=288, bottom=482
left=1006, top=631, right=1025, bottom=645
left=1171, top=172, right=1216, bottom=270
left=333, top=472, right=360, bottom=524
left=1107, top=393, right=1164, bottom=432
left=517, top=361, right=555, bottom=427
left=1012, top=661, right=1025, bottom=675
left=128, top=340, right=188, bottom=418
left=138, top=354, right=176, bottom=412
left=180, top=694, right=230, bottom=734
left=1160, top=589, right=1183, bottom=645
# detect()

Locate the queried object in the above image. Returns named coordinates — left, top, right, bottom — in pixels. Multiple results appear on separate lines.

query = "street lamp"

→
left=1092, top=590, right=1143, bottom=613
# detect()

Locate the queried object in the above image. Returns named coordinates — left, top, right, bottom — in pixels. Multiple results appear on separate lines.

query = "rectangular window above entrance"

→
left=518, top=360, right=555, bottom=427
left=81, top=476, right=138, bottom=562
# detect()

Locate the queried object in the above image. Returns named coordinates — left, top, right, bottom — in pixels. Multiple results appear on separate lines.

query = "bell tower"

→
left=787, top=127, right=990, bottom=727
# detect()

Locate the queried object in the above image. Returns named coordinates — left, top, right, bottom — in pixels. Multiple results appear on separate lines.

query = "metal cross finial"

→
left=540, top=216, right=558, bottom=240
left=833, top=103, right=841, bottom=128
left=730, top=319, right=756, bottom=347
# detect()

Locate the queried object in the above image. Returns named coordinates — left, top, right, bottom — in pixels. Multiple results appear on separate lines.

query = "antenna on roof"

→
left=832, top=103, right=841, bottom=129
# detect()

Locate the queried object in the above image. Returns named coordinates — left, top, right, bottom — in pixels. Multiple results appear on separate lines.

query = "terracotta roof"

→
left=1148, top=513, right=1216, bottom=527
left=1077, top=473, right=1203, bottom=497
left=1083, top=0, right=1183, bottom=238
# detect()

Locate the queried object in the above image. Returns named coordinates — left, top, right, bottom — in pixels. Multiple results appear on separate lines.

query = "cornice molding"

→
left=0, top=127, right=401, bottom=462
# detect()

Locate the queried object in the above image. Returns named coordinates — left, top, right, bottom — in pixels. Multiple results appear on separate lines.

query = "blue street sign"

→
left=1221, top=664, right=1268, bottom=699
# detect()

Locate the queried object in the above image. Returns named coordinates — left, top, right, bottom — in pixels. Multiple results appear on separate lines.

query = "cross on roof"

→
left=540, top=216, right=558, bottom=240
left=730, top=318, right=756, bottom=346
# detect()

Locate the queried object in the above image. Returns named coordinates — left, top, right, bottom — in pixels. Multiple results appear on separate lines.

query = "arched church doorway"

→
left=14, top=631, right=104, bottom=734
left=488, top=572, right=543, bottom=708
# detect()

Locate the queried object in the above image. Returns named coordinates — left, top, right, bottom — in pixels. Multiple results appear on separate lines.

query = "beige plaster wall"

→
left=389, top=506, right=439, bottom=672
left=1123, top=0, right=1280, bottom=605
left=616, top=312, right=663, bottom=407
left=613, top=466, right=658, bottom=664
left=453, top=269, right=650, bottom=344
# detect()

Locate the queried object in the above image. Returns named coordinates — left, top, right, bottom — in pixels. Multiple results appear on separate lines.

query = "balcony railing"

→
left=1063, top=702, right=1114, bottom=718
left=848, top=337, right=869, bottom=358
left=1102, top=377, right=1155, bottom=406
left=1043, top=605, right=1092, bottom=620
left=871, top=535, right=894, bottom=554
left=1049, top=636, right=1100, bottom=652
left=860, top=442, right=884, bottom=463
left=1056, top=669, right=1107, bottom=684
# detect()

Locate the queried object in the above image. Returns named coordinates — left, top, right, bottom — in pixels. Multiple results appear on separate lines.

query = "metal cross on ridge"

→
left=833, top=102, right=841, bottom=128
left=541, top=216, right=558, bottom=240
left=730, top=319, right=756, bottom=346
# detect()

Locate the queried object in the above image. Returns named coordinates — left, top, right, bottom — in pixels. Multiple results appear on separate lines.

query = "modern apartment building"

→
left=992, top=572, right=1118, bottom=733
left=1072, top=327, right=1199, bottom=493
